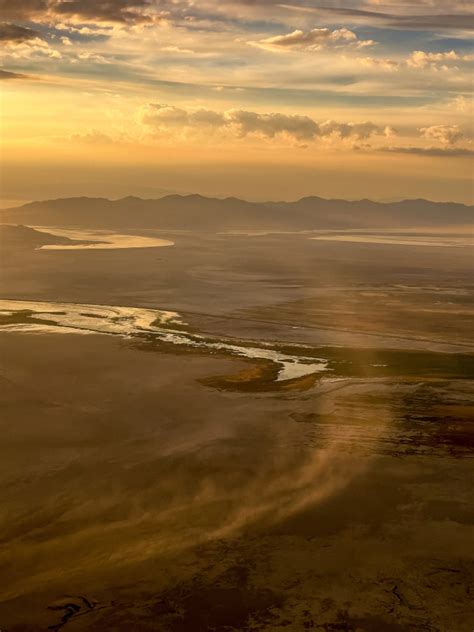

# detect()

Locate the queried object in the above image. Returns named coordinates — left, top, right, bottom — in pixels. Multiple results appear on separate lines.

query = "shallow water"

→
left=0, top=299, right=328, bottom=382
left=33, top=226, right=174, bottom=250
left=310, top=234, right=473, bottom=247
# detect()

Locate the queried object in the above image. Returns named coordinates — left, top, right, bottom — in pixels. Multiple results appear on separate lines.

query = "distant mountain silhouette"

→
left=1, top=195, right=471, bottom=231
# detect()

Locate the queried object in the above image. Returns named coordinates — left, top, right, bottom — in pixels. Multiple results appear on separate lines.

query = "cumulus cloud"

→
left=252, top=27, right=375, bottom=52
left=358, top=56, right=400, bottom=72
left=318, top=119, right=379, bottom=140
left=407, top=50, right=473, bottom=69
left=0, top=20, right=64, bottom=62
left=1, top=37, right=62, bottom=60
left=420, top=124, right=463, bottom=145
left=141, top=104, right=226, bottom=129
left=357, top=48, right=473, bottom=73
left=227, top=109, right=320, bottom=140
left=140, top=104, right=385, bottom=144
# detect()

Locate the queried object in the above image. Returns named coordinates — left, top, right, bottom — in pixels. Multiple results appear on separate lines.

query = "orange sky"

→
left=1, top=0, right=473, bottom=204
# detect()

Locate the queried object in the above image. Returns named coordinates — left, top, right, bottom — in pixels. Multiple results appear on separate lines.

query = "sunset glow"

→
left=1, top=0, right=473, bottom=204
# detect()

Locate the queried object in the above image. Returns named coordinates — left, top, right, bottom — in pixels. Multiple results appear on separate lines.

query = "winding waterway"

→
left=0, top=299, right=328, bottom=382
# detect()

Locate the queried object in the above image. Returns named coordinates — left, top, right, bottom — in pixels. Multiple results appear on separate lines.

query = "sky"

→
left=0, top=0, right=473, bottom=204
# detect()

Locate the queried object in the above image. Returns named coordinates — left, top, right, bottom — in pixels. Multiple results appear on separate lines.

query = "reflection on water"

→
left=310, top=234, right=473, bottom=247
left=33, top=226, right=174, bottom=250
left=0, top=299, right=328, bottom=382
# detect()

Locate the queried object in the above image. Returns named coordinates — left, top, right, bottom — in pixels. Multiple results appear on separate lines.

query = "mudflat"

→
left=0, top=229, right=473, bottom=631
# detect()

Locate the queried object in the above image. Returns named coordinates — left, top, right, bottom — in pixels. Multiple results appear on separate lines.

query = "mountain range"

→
left=1, top=195, right=472, bottom=231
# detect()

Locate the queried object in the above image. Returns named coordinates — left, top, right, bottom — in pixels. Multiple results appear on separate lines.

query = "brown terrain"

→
left=0, top=198, right=472, bottom=631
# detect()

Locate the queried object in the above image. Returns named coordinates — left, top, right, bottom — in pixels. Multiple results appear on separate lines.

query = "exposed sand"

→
left=33, top=226, right=174, bottom=250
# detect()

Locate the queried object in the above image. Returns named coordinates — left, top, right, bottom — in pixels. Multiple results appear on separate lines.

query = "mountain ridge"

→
left=1, top=194, right=472, bottom=231
left=13, top=193, right=472, bottom=208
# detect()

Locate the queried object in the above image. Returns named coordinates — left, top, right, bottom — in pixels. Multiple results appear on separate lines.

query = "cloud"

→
left=0, top=68, right=31, bottom=79
left=420, top=124, right=463, bottom=145
left=1, top=37, right=62, bottom=60
left=0, top=0, right=49, bottom=21
left=0, top=23, right=41, bottom=42
left=141, top=104, right=227, bottom=128
left=357, top=48, right=473, bottom=73
left=0, top=0, right=155, bottom=24
left=160, top=45, right=195, bottom=55
left=227, top=109, right=319, bottom=140
left=290, top=5, right=474, bottom=31
left=1, top=0, right=472, bottom=32
left=447, top=95, right=472, bottom=112
left=366, top=0, right=470, bottom=7
left=141, top=103, right=385, bottom=143
left=52, top=0, right=154, bottom=24
left=388, top=13, right=474, bottom=30
left=407, top=50, right=473, bottom=69
left=140, top=105, right=471, bottom=160
left=383, top=126, right=397, bottom=138
left=252, top=27, right=375, bottom=52
left=381, top=145, right=474, bottom=157
left=318, top=119, right=379, bottom=140
left=0, top=22, right=60, bottom=62
left=357, top=56, right=399, bottom=72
